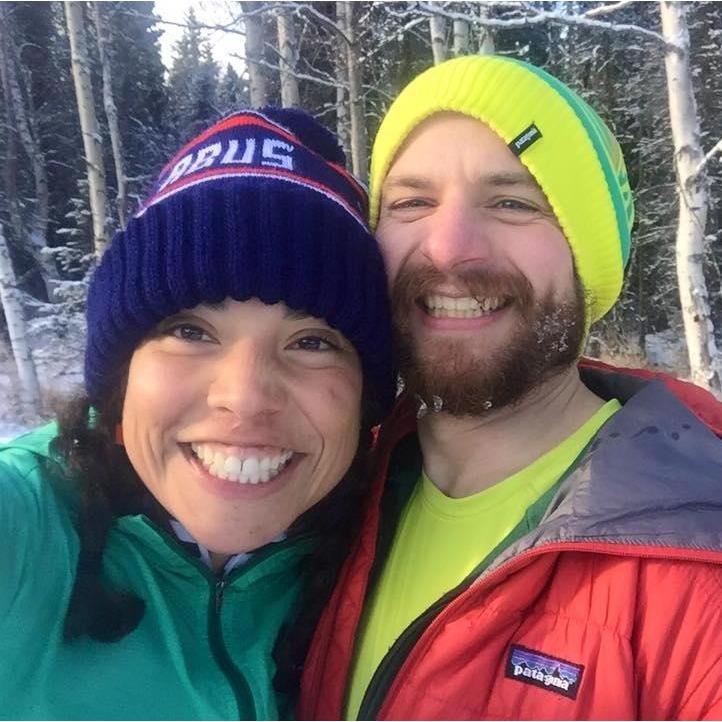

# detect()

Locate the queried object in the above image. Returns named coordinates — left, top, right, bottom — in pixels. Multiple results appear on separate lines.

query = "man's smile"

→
left=421, top=294, right=510, bottom=319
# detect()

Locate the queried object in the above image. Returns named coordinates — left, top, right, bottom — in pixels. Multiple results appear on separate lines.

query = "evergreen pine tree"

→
left=218, top=63, right=248, bottom=113
left=166, top=9, right=219, bottom=143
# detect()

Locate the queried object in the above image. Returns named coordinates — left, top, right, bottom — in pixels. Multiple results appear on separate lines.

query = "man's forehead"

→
left=383, top=169, right=541, bottom=192
left=383, top=112, right=543, bottom=192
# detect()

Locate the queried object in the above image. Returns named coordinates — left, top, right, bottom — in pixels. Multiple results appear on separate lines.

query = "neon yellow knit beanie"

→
left=369, top=55, right=634, bottom=323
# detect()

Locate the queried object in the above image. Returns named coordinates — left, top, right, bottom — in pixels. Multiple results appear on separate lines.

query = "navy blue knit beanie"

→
left=85, top=108, right=394, bottom=420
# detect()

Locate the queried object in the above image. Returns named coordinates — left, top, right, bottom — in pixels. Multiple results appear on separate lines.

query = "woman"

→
left=0, top=108, right=394, bottom=719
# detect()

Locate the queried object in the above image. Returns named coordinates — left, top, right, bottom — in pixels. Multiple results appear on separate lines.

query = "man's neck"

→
left=417, top=365, right=606, bottom=498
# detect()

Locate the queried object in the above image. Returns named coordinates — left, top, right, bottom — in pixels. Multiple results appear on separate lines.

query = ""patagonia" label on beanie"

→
left=509, top=123, right=542, bottom=156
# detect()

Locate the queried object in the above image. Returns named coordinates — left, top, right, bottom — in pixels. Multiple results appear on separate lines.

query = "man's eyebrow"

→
left=382, top=175, right=435, bottom=191
left=483, top=171, right=539, bottom=188
left=383, top=171, right=540, bottom=191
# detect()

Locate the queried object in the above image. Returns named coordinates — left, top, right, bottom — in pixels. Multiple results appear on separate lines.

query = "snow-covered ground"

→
left=0, top=305, right=85, bottom=441
left=0, top=422, right=28, bottom=443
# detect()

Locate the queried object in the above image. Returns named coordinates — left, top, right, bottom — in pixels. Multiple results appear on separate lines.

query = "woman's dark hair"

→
left=51, top=382, right=377, bottom=694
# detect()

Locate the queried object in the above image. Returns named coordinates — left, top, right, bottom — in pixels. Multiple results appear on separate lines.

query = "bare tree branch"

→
left=409, top=1, right=671, bottom=47
left=693, top=137, right=722, bottom=179
left=583, top=1, right=637, bottom=18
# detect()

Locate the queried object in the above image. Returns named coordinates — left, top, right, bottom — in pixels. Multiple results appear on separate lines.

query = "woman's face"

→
left=122, top=298, right=363, bottom=559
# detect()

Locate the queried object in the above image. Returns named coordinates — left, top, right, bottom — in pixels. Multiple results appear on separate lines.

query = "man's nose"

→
left=206, top=342, right=287, bottom=419
left=420, top=201, right=492, bottom=273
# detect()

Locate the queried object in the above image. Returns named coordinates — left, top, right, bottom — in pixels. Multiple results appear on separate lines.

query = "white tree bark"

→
left=65, top=0, right=109, bottom=259
left=334, top=2, right=350, bottom=161
left=0, top=67, right=23, bottom=247
left=338, top=1, right=367, bottom=182
left=0, top=224, right=41, bottom=414
left=660, top=0, right=721, bottom=394
left=430, top=14, right=447, bottom=64
left=452, top=19, right=469, bottom=56
left=91, top=2, right=128, bottom=230
left=0, top=6, right=60, bottom=300
left=242, top=2, right=268, bottom=107
left=477, top=4, right=496, bottom=54
left=276, top=9, right=300, bottom=107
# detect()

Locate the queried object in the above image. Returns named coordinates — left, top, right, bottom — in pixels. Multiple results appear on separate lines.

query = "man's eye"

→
left=389, top=198, right=431, bottom=210
left=168, top=324, right=211, bottom=342
left=494, top=199, right=536, bottom=211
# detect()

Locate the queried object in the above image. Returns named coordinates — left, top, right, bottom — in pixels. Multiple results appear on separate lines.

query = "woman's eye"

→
left=291, top=335, right=339, bottom=352
left=168, top=324, right=212, bottom=343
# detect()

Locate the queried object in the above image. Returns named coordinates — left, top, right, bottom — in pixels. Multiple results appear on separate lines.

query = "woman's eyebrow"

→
left=207, top=301, right=227, bottom=311
left=284, top=308, right=312, bottom=321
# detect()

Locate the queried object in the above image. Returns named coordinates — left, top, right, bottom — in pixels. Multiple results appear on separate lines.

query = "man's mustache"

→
left=390, top=265, right=534, bottom=313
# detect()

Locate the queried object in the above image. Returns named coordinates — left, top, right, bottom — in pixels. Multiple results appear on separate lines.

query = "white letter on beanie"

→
left=158, top=154, right=194, bottom=191
left=261, top=139, right=294, bottom=170
left=186, top=142, right=223, bottom=175
left=222, top=139, right=256, bottom=165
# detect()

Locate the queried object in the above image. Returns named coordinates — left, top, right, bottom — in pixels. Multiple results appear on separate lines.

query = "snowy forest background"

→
left=2, top=0, right=722, bottom=433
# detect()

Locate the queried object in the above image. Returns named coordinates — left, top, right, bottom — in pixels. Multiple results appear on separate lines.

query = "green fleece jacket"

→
left=0, top=424, right=312, bottom=720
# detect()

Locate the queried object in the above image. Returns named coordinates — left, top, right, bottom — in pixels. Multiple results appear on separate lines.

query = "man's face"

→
left=376, top=113, right=586, bottom=416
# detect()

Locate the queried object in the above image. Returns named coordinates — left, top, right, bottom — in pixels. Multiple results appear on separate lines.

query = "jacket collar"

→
left=373, top=363, right=722, bottom=563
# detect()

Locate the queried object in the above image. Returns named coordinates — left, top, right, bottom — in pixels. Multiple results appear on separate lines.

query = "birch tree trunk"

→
left=660, top=0, right=721, bottom=394
left=91, top=2, right=128, bottom=230
left=334, top=2, right=350, bottom=160
left=65, top=0, right=109, bottom=259
left=338, top=1, right=367, bottom=182
left=478, top=4, right=496, bottom=54
left=0, top=6, right=59, bottom=300
left=276, top=9, right=300, bottom=107
left=0, top=225, right=41, bottom=414
left=242, top=2, right=268, bottom=107
left=430, top=14, right=447, bottom=64
left=452, top=19, right=469, bottom=56
left=0, top=24, right=23, bottom=252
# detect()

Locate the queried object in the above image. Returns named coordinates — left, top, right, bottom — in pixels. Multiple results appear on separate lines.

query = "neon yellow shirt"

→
left=346, top=399, right=621, bottom=719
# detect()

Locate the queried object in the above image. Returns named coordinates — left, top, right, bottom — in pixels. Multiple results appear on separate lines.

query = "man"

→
left=299, top=56, right=722, bottom=720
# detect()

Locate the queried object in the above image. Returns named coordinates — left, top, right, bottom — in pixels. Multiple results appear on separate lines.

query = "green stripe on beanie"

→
left=509, top=58, right=633, bottom=266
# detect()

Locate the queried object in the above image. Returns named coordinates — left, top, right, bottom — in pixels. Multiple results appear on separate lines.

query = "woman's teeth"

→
left=190, top=443, right=294, bottom=484
left=423, top=294, right=504, bottom=318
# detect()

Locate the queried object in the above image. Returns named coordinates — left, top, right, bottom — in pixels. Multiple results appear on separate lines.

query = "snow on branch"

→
left=228, top=53, right=345, bottom=90
left=693, top=137, right=722, bottom=179
left=583, top=1, right=637, bottom=18
left=115, top=8, right=245, bottom=36
left=410, top=1, right=671, bottom=47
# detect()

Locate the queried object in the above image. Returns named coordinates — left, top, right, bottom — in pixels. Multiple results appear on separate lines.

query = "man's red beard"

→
left=391, top=265, right=587, bottom=417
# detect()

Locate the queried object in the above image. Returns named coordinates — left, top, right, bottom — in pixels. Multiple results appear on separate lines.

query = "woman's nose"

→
left=206, top=342, right=287, bottom=419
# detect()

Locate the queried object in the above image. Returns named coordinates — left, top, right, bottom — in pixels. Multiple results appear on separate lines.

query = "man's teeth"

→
left=423, top=294, right=504, bottom=318
left=190, top=443, right=294, bottom=484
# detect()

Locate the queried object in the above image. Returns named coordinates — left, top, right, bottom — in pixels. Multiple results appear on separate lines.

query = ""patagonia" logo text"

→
left=505, top=644, right=584, bottom=700
left=509, top=123, right=542, bottom=156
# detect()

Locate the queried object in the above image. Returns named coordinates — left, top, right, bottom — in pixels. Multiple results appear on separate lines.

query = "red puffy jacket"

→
left=300, top=363, right=722, bottom=720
